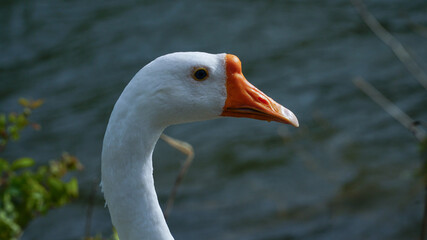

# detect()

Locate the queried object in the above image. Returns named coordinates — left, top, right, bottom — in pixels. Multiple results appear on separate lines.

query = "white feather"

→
left=101, top=52, right=227, bottom=240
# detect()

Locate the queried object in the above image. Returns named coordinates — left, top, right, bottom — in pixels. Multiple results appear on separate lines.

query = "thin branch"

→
left=84, top=178, right=98, bottom=239
left=423, top=190, right=427, bottom=240
left=160, top=134, right=194, bottom=220
left=351, top=0, right=427, bottom=90
left=354, top=77, right=427, bottom=240
left=353, top=77, right=426, bottom=141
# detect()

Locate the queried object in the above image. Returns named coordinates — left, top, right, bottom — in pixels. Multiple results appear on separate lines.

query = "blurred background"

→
left=1, top=0, right=427, bottom=239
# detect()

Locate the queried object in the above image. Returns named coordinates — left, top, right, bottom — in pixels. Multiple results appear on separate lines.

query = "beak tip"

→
left=279, top=105, right=299, bottom=127
left=289, top=111, right=299, bottom=128
left=291, top=119, right=299, bottom=128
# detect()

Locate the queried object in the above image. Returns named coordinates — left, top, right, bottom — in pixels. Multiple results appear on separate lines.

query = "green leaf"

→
left=47, top=177, right=63, bottom=193
left=8, top=113, right=16, bottom=123
left=0, top=158, right=10, bottom=171
left=0, top=114, right=6, bottom=129
left=113, top=227, right=119, bottom=240
left=0, top=210, right=21, bottom=240
left=8, top=126, right=19, bottom=141
left=65, top=178, right=79, bottom=197
left=15, top=114, right=28, bottom=129
left=11, top=158, right=35, bottom=170
left=29, top=99, right=44, bottom=109
left=18, top=98, right=29, bottom=108
left=0, top=99, right=83, bottom=239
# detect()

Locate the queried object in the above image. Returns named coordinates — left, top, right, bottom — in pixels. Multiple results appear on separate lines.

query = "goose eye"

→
left=192, top=68, right=209, bottom=81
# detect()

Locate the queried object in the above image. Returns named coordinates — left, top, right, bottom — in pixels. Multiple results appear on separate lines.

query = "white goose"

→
left=101, top=52, right=299, bottom=240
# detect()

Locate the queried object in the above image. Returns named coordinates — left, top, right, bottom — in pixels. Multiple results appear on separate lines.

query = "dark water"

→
left=1, top=0, right=427, bottom=239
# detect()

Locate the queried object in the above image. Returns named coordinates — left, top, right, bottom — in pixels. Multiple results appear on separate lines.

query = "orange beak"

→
left=221, top=54, right=299, bottom=127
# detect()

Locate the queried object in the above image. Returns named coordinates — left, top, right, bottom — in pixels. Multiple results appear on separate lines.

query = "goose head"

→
left=103, top=52, right=299, bottom=240
left=127, top=52, right=299, bottom=127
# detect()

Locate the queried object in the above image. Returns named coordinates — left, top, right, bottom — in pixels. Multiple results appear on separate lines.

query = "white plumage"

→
left=101, top=52, right=298, bottom=240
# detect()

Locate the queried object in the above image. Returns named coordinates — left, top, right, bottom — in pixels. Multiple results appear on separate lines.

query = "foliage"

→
left=0, top=98, right=43, bottom=151
left=0, top=99, right=82, bottom=240
left=85, top=228, right=119, bottom=240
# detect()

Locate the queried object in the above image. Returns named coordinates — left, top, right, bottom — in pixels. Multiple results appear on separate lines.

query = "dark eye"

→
left=192, top=68, right=209, bottom=81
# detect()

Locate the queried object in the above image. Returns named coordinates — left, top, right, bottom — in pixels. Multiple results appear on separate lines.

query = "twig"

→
left=351, top=0, right=427, bottom=90
left=422, top=146, right=427, bottom=240
left=423, top=188, right=427, bottom=240
left=84, top=178, right=98, bottom=239
left=353, top=77, right=427, bottom=240
left=160, top=134, right=194, bottom=220
left=353, top=77, right=426, bottom=141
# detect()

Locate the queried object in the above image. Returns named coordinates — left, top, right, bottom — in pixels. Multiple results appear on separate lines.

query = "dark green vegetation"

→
left=0, top=99, right=82, bottom=240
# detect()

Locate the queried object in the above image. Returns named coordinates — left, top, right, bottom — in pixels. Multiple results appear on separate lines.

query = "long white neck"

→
left=101, top=82, right=173, bottom=240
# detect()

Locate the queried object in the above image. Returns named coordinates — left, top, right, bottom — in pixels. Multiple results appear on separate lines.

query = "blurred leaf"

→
left=8, top=113, right=16, bottom=123
left=29, top=99, right=44, bottom=109
left=19, top=98, right=44, bottom=110
left=0, top=210, right=21, bottom=240
left=113, top=227, right=119, bottom=240
left=11, top=158, right=35, bottom=170
left=18, top=98, right=29, bottom=108
left=8, top=126, right=19, bottom=141
left=15, top=115, right=28, bottom=129
left=65, top=178, right=79, bottom=197
left=0, top=158, right=9, bottom=172
left=0, top=114, right=6, bottom=129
